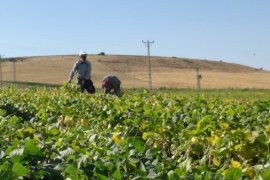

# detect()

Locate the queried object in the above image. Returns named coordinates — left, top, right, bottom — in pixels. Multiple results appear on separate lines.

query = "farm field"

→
left=1, top=85, right=270, bottom=179
left=1, top=54, right=270, bottom=89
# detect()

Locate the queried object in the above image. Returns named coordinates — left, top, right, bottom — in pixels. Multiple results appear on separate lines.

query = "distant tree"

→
left=98, top=52, right=106, bottom=56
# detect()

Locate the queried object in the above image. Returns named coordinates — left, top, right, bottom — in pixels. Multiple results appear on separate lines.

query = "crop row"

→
left=0, top=85, right=270, bottom=179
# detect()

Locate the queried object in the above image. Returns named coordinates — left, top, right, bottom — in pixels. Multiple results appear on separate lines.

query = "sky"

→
left=1, top=0, right=270, bottom=70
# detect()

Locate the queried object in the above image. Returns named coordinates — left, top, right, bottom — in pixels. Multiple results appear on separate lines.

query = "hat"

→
left=79, top=51, right=87, bottom=56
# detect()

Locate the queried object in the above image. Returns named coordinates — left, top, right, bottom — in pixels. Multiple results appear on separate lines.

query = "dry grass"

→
left=1, top=55, right=270, bottom=89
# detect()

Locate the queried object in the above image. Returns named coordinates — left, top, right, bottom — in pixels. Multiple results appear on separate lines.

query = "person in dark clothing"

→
left=68, top=51, right=95, bottom=93
left=102, top=75, right=121, bottom=96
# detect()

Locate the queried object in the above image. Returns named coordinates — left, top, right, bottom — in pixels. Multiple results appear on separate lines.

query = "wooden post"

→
left=196, top=67, right=202, bottom=89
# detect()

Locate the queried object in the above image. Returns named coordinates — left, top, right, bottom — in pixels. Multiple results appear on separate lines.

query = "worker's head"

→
left=79, top=51, right=87, bottom=60
left=102, top=78, right=110, bottom=92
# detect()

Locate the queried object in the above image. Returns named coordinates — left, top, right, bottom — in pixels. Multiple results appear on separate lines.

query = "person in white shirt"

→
left=68, top=51, right=95, bottom=93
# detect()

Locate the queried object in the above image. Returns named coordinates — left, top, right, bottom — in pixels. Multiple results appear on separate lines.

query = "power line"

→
left=142, top=40, right=154, bottom=90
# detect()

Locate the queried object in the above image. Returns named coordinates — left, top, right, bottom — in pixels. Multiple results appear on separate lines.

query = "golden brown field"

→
left=1, top=54, right=270, bottom=89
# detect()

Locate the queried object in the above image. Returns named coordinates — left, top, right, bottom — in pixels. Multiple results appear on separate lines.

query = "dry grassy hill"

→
left=1, top=54, right=270, bottom=89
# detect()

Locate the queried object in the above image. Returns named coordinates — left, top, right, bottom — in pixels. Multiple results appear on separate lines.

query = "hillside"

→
left=1, top=54, right=270, bottom=89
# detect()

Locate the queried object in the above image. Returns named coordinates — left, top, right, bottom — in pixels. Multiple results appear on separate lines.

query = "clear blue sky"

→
left=1, top=0, right=270, bottom=70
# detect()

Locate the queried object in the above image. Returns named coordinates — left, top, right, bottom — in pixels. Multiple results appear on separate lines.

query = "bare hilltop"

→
left=1, top=54, right=270, bottom=89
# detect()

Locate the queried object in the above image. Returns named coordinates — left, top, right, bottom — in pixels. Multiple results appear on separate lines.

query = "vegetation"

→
left=1, top=81, right=60, bottom=88
left=0, top=84, right=270, bottom=179
left=98, top=52, right=106, bottom=56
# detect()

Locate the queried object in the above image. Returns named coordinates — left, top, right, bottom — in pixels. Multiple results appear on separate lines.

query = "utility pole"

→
left=13, top=60, right=16, bottom=82
left=196, top=67, right=202, bottom=89
left=142, top=40, right=154, bottom=90
left=0, top=54, right=4, bottom=87
left=10, top=58, right=17, bottom=82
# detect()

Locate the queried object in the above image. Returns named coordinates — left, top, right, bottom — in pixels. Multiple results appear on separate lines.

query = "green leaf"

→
left=112, top=168, right=121, bottom=180
left=262, top=168, right=270, bottom=180
left=0, top=163, right=13, bottom=180
left=0, top=162, right=11, bottom=172
left=140, top=162, right=146, bottom=172
left=16, top=130, right=24, bottom=139
left=12, top=162, right=30, bottom=177
left=196, top=115, right=211, bottom=132
left=94, top=172, right=108, bottom=180
left=24, top=139, right=42, bottom=156
left=0, top=172, right=13, bottom=180
left=11, top=156, right=24, bottom=164
left=64, top=165, right=78, bottom=175
left=0, top=109, right=7, bottom=116
left=226, top=108, right=235, bottom=117
left=34, top=170, right=50, bottom=180
left=49, top=128, right=60, bottom=135
left=23, top=127, right=34, bottom=135
left=63, top=165, right=82, bottom=180
left=47, top=116, right=57, bottom=123
left=9, top=115, right=19, bottom=124
left=0, top=150, right=4, bottom=158
left=131, top=176, right=143, bottom=180
left=146, top=169, right=158, bottom=179
left=167, top=170, right=177, bottom=180
left=128, top=137, right=145, bottom=152
left=9, top=148, right=24, bottom=157
left=77, top=154, right=88, bottom=168
left=88, top=134, right=98, bottom=142
left=142, top=132, right=158, bottom=140
left=59, top=147, right=75, bottom=158
left=224, top=168, right=242, bottom=180
left=104, top=162, right=114, bottom=172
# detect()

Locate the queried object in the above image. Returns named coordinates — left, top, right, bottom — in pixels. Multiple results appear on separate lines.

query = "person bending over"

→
left=102, top=75, right=121, bottom=96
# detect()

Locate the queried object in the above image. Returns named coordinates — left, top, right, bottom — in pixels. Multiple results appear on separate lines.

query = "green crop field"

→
left=1, top=85, right=270, bottom=179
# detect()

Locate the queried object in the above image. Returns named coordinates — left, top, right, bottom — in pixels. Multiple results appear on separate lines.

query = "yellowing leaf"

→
left=220, top=122, right=229, bottom=130
left=237, top=145, right=255, bottom=160
left=16, top=130, right=25, bottom=139
left=191, top=137, right=198, bottom=144
left=71, top=142, right=80, bottom=151
left=142, top=132, right=158, bottom=140
left=244, top=131, right=259, bottom=143
left=234, top=144, right=242, bottom=151
left=55, top=138, right=63, bottom=147
left=23, top=127, right=34, bottom=135
left=80, top=119, right=89, bottom=125
left=231, top=160, right=241, bottom=169
left=63, top=116, right=74, bottom=126
left=265, top=124, right=270, bottom=133
left=213, top=157, right=220, bottom=166
left=112, top=134, right=121, bottom=144
left=246, top=165, right=256, bottom=179
left=207, top=135, right=221, bottom=146
left=155, top=139, right=165, bottom=148
left=33, top=134, right=41, bottom=142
